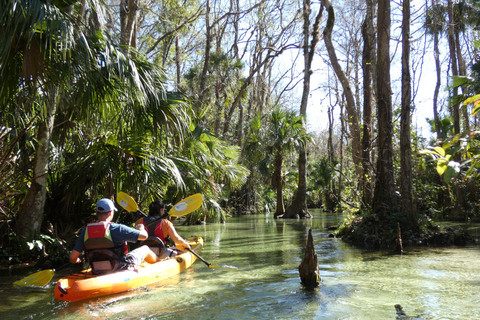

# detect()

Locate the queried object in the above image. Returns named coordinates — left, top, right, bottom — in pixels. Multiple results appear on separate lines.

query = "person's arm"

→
left=166, top=223, right=191, bottom=249
left=135, top=223, right=149, bottom=241
left=135, top=218, right=144, bottom=227
left=70, top=229, right=86, bottom=263
left=70, top=249, right=82, bottom=264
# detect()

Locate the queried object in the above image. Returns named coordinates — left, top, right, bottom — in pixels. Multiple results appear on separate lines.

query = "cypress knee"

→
left=298, top=229, right=321, bottom=288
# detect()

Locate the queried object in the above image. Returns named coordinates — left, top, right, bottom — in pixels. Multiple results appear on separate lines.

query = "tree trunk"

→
left=327, top=105, right=334, bottom=163
left=273, top=156, right=285, bottom=218
left=284, top=149, right=310, bottom=218
left=282, top=0, right=321, bottom=219
left=196, top=0, right=211, bottom=113
left=447, top=0, right=460, bottom=137
left=338, top=99, right=345, bottom=205
left=373, top=0, right=398, bottom=217
left=321, top=0, right=363, bottom=180
left=175, top=34, right=181, bottom=90
left=455, top=26, right=469, bottom=132
left=120, top=0, right=138, bottom=51
left=432, top=0, right=442, bottom=141
left=120, top=0, right=128, bottom=46
left=360, top=0, right=375, bottom=209
left=299, top=229, right=321, bottom=289
left=16, top=83, right=58, bottom=239
left=400, top=0, right=417, bottom=228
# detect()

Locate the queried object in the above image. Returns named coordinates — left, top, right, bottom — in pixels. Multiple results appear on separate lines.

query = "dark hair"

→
left=149, top=200, right=165, bottom=216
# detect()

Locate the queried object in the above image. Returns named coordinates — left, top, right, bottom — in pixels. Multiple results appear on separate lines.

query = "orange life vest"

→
left=142, top=217, right=167, bottom=242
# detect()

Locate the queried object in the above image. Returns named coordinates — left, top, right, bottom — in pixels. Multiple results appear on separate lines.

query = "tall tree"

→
left=425, top=0, right=445, bottom=141
left=447, top=0, right=461, bottom=137
left=360, top=0, right=375, bottom=208
left=120, top=0, right=139, bottom=51
left=321, top=0, right=363, bottom=182
left=282, top=0, right=322, bottom=219
left=263, top=109, right=308, bottom=218
left=1, top=0, right=87, bottom=239
left=400, top=0, right=417, bottom=228
left=373, top=0, right=398, bottom=216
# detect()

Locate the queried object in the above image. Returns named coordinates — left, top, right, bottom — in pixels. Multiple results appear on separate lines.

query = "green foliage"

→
left=306, top=156, right=338, bottom=208
left=0, top=0, right=252, bottom=261
left=419, top=145, right=461, bottom=184
left=427, top=116, right=454, bottom=140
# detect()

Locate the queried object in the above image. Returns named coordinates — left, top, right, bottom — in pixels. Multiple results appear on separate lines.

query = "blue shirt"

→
left=73, top=222, right=141, bottom=253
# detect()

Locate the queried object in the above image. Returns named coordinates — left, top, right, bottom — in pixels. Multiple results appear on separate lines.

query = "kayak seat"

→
left=87, top=249, right=121, bottom=275
left=139, top=236, right=166, bottom=256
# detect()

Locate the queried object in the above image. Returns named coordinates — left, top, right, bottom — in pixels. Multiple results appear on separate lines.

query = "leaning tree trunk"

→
left=321, top=0, right=363, bottom=181
left=373, top=0, right=398, bottom=217
left=16, top=83, right=58, bottom=239
left=196, top=0, right=211, bottom=113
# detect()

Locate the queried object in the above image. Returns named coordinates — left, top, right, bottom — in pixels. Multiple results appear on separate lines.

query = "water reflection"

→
left=1, top=210, right=479, bottom=320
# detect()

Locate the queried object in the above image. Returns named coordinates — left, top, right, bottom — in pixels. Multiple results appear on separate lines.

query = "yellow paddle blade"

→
left=169, top=193, right=203, bottom=217
left=116, top=191, right=139, bottom=212
left=13, top=269, right=55, bottom=287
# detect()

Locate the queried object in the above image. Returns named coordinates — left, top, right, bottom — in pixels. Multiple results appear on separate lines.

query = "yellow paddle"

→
left=13, top=269, right=55, bottom=287
left=116, top=192, right=222, bottom=269
left=13, top=261, right=71, bottom=287
left=116, top=192, right=203, bottom=218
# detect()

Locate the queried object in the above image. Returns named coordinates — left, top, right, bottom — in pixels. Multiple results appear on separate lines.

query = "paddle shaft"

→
left=186, top=248, right=219, bottom=268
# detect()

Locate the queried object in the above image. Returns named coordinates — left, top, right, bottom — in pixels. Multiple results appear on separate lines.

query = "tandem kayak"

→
left=54, top=236, right=203, bottom=302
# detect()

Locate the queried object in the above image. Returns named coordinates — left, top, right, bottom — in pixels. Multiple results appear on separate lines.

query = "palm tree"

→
left=1, top=0, right=89, bottom=239
left=262, top=108, right=310, bottom=218
left=0, top=0, right=190, bottom=239
left=177, top=123, right=249, bottom=223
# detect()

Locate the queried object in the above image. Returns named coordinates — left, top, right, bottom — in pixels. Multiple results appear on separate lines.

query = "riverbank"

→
left=334, top=213, right=476, bottom=249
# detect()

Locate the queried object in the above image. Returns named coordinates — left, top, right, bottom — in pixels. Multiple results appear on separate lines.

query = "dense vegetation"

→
left=1, top=0, right=480, bottom=266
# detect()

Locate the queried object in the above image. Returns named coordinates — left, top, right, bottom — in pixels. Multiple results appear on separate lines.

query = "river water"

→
left=1, top=210, right=480, bottom=320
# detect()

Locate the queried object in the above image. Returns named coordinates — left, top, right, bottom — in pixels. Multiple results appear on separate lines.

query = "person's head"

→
left=95, top=198, right=117, bottom=221
left=149, top=199, right=165, bottom=217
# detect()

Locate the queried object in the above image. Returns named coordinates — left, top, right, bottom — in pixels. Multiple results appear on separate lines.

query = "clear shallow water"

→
left=1, top=210, right=479, bottom=320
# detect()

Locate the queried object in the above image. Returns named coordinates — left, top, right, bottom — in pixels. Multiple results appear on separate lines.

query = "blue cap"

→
left=96, top=198, right=117, bottom=213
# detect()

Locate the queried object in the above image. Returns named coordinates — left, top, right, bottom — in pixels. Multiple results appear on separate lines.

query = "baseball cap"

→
left=96, top=198, right=118, bottom=213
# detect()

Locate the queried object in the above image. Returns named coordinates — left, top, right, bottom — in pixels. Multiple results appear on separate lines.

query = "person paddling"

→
left=135, top=199, right=191, bottom=258
left=70, top=198, right=160, bottom=274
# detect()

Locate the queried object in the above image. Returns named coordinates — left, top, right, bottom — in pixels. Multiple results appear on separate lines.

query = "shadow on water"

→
left=1, top=210, right=480, bottom=319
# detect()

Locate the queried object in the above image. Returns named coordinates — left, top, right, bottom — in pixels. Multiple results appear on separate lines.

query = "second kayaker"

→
left=135, top=199, right=191, bottom=258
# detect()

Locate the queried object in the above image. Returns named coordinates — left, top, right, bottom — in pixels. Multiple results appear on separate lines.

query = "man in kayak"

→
left=69, top=198, right=160, bottom=274
left=135, top=199, right=191, bottom=258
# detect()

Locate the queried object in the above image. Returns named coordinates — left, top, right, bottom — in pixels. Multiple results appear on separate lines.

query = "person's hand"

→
left=180, top=242, right=191, bottom=250
left=74, top=257, right=82, bottom=264
left=135, top=224, right=145, bottom=231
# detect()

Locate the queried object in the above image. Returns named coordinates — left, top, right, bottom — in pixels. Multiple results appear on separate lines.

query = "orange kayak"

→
left=54, top=236, right=203, bottom=302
